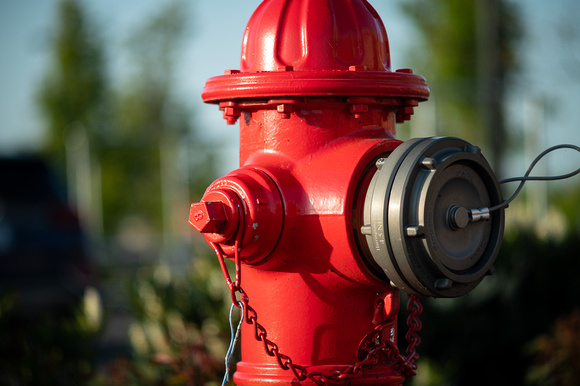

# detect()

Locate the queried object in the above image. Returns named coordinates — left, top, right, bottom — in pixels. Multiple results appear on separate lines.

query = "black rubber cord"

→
left=488, top=144, right=580, bottom=213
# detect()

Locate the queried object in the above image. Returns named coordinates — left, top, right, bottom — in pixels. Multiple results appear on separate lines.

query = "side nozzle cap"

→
left=361, top=137, right=505, bottom=298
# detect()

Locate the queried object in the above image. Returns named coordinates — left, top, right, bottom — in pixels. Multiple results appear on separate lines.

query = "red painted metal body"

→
left=190, top=0, right=429, bottom=384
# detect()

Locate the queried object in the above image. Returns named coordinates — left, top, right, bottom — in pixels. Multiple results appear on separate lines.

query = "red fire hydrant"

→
left=190, top=1, right=505, bottom=384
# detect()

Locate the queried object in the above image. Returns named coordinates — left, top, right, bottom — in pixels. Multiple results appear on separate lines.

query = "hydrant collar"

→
left=202, top=67, right=429, bottom=103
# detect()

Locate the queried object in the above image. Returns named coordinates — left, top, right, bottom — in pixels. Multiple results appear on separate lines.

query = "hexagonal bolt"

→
left=219, top=102, right=241, bottom=125
left=189, top=201, right=228, bottom=233
left=350, top=103, right=368, bottom=119
left=406, top=225, right=425, bottom=237
left=434, top=278, right=453, bottom=290
left=421, top=157, right=438, bottom=170
left=375, top=158, right=386, bottom=170
left=464, top=144, right=482, bottom=156
left=349, top=65, right=366, bottom=71
left=277, top=104, right=294, bottom=119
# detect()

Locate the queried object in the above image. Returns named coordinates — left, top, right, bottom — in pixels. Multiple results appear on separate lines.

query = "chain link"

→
left=405, top=295, right=422, bottom=364
left=211, top=224, right=422, bottom=383
left=235, top=287, right=422, bottom=384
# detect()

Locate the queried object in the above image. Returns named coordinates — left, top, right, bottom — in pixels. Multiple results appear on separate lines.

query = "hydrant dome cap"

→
left=240, top=0, right=390, bottom=72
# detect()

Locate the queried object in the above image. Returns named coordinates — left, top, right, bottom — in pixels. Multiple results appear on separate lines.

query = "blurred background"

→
left=0, top=0, right=579, bottom=385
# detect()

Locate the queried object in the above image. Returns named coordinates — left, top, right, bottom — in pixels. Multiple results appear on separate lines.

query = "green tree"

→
left=38, top=0, right=215, bottom=239
left=37, top=0, right=109, bottom=236
left=101, top=0, right=215, bottom=239
left=38, top=0, right=108, bottom=169
left=400, top=0, right=521, bottom=174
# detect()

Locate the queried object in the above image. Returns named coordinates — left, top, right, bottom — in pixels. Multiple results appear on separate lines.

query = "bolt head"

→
left=447, top=205, right=470, bottom=230
left=189, top=201, right=228, bottom=233
left=349, top=65, right=366, bottom=71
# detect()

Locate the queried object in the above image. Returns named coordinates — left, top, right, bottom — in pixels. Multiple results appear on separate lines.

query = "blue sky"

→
left=0, top=0, right=578, bottom=179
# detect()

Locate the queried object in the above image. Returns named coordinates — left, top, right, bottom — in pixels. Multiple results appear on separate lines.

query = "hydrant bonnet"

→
left=202, top=0, right=429, bottom=113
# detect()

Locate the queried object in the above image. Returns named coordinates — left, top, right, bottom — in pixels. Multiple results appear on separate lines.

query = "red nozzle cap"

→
left=189, top=189, right=241, bottom=244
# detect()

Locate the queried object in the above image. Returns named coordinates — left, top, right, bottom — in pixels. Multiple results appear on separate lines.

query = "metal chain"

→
left=229, top=284, right=422, bottom=384
left=211, top=226, right=423, bottom=383
left=405, top=295, right=422, bottom=364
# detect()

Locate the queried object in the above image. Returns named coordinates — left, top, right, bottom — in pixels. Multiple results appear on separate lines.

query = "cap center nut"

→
left=447, top=205, right=470, bottom=230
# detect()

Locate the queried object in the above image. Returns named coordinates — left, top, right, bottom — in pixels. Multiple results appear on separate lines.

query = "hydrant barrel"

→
left=190, top=0, right=504, bottom=384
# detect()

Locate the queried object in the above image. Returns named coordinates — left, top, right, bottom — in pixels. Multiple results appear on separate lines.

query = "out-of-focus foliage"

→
left=90, top=253, right=231, bottom=385
left=32, top=0, right=227, bottom=385
left=399, top=0, right=522, bottom=172
left=551, top=185, right=580, bottom=232
left=407, top=230, right=580, bottom=386
left=38, top=0, right=215, bottom=238
left=526, top=308, right=580, bottom=386
left=102, top=0, right=191, bottom=234
left=400, top=0, right=521, bottom=84
left=0, top=288, right=102, bottom=385
left=38, top=0, right=109, bottom=171
left=0, top=256, right=231, bottom=385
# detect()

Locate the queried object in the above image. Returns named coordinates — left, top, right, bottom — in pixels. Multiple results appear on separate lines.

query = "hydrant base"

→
left=234, top=362, right=405, bottom=385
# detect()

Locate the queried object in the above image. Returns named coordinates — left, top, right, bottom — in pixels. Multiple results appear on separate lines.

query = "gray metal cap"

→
left=361, top=137, right=504, bottom=297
